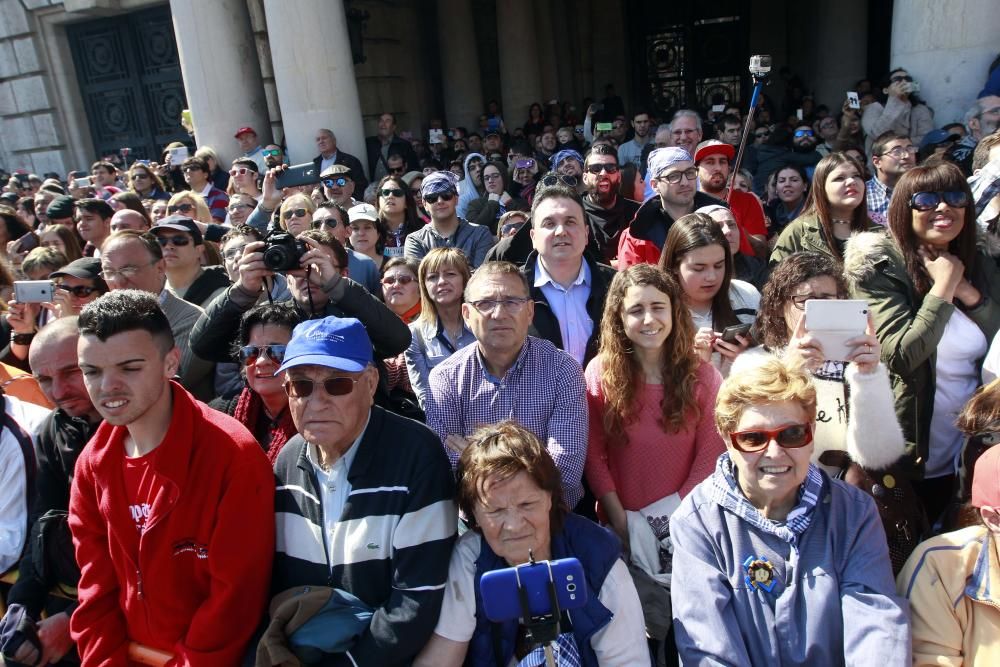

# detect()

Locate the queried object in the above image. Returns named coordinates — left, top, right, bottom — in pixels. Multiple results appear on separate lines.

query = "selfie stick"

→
left=517, top=551, right=563, bottom=667
left=728, top=55, right=771, bottom=203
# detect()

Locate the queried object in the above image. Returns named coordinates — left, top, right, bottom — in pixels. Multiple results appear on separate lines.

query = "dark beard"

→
left=792, top=143, right=816, bottom=154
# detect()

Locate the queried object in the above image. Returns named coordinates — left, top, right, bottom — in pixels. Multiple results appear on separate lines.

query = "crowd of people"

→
left=0, top=58, right=999, bottom=666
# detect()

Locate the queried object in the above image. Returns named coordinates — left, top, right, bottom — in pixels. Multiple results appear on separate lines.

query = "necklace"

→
left=832, top=218, right=851, bottom=225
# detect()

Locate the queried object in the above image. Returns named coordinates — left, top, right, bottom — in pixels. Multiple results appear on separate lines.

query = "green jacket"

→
left=770, top=211, right=883, bottom=268
left=843, top=232, right=1000, bottom=478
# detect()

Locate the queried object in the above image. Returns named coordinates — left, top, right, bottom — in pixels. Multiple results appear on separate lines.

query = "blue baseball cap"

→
left=276, top=317, right=373, bottom=374
left=919, top=129, right=960, bottom=149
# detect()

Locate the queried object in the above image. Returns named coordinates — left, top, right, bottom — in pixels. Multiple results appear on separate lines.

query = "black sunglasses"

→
left=380, top=188, right=405, bottom=198
left=424, top=192, right=455, bottom=204
left=585, top=164, right=619, bottom=175
left=909, top=190, right=969, bottom=212
left=155, top=234, right=192, bottom=247
left=284, top=377, right=359, bottom=398
left=282, top=208, right=308, bottom=220
left=167, top=203, right=194, bottom=214
left=540, top=174, right=578, bottom=188
left=56, top=284, right=100, bottom=298
left=322, top=177, right=349, bottom=188
left=239, top=344, right=286, bottom=365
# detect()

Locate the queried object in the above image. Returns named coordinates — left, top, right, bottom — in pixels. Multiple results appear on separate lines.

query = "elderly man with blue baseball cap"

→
left=616, top=145, right=725, bottom=267
left=270, top=315, right=457, bottom=664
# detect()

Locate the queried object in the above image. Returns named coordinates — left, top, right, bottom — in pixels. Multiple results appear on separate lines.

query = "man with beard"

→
left=791, top=122, right=823, bottom=179
left=618, top=147, right=722, bottom=268
left=581, top=144, right=639, bottom=262
left=867, top=131, right=917, bottom=226
left=694, top=140, right=767, bottom=258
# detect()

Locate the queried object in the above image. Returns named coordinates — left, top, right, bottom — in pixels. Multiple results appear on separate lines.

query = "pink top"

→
left=584, top=356, right=725, bottom=511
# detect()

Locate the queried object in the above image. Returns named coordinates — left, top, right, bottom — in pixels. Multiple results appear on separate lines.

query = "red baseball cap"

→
left=694, top=139, right=736, bottom=163
left=234, top=126, right=257, bottom=138
left=972, top=444, right=1000, bottom=508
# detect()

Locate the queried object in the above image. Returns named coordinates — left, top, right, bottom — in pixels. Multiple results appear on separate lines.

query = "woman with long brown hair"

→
left=584, top=263, right=724, bottom=548
left=845, top=161, right=1000, bottom=524
left=374, top=174, right=421, bottom=259
left=770, top=152, right=877, bottom=266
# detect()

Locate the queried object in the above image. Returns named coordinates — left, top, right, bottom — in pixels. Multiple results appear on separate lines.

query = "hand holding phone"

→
left=13, top=280, right=54, bottom=303
left=804, top=299, right=869, bottom=362
left=846, top=92, right=860, bottom=110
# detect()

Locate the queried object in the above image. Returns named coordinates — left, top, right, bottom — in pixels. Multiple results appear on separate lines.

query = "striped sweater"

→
left=273, top=406, right=457, bottom=665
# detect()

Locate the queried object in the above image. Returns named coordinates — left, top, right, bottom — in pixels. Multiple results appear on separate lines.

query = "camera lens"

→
left=566, top=583, right=577, bottom=592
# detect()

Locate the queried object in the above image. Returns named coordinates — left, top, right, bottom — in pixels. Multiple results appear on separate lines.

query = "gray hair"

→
left=670, top=110, right=702, bottom=132
left=318, top=128, right=336, bottom=140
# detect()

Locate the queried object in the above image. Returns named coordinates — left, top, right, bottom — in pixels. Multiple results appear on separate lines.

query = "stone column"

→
left=533, top=0, right=559, bottom=102
left=263, top=0, right=365, bottom=171
left=891, top=0, right=1000, bottom=125
left=436, top=0, right=483, bottom=131
left=169, top=0, right=270, bottom=164
left=496, top=0, right=543, bottom=128
left=806, top=0, right=867, bottom=117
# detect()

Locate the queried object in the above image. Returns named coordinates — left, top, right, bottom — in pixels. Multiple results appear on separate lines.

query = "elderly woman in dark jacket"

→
left=844, top=162, right=1000, bottom=523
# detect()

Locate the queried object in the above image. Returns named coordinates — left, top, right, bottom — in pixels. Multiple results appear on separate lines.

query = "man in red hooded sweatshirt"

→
left=69, top=289, right=274, bottom=665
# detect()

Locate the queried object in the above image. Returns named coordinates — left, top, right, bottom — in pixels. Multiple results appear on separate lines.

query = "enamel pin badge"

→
left=743, top=555, right=778, bottom=593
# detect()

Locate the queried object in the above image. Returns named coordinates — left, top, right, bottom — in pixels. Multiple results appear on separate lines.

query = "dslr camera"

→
left=262, top=231, right=307, bottom=272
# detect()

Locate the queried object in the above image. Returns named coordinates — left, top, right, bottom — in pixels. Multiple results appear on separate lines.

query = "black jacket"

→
left=312, top=149, right=369, bottom=194
left=582, top=194, right=640, bottom=263
left=522, top=250, right=615, bottom=366
left=365, top=135, right=418, bottom=181
left=6, top=410, right=98, bottom=617
left=190, top=277, right=411, bottom=364
left=465, top=195, right=529, bottom=235
left=181, top=265, right=232, bottom=310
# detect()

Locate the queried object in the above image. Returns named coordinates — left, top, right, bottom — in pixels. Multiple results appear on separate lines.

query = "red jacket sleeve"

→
left=733, top=192, right=767, bottom=256
left=584, top=360, right=616, bottom=500
left=69, top=454, right=130, bottom=666
left=616, top=229, right=661, bottom=269
left=173, top=452, right=275, bottom=666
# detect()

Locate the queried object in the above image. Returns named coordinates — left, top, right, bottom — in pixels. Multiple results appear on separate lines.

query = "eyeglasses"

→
left=585, top=163, right=619, bottom=175
left=228, top=203, right=252, bottom=213
left=322, top=177, right=349, bottom=188
left=909, top=190, right=970, bottom=211
left=284, top=377, right=359, bottom=398
left=539, top=174, right=578, bottom=188
left=99, top=261, right=156, bottom=281
left=424, top=192, right=455, bottom=204
left=469, top=297, right=530, bottom=315
left=155, top=234, right=192, bottom=247
left=167, top=203, right=194, bottom=214
left=238, top=344, right=286, bottom=365
left=381, top=274, right=415, bottom=286
left=222, top=245, right=247, bottom=261
left=56, top=284, right=100, bottom=298
left=283, top=208, right=308, bottom=220
left=655, top=168, right=698, bottom=185
left=380, top=188, right=405, bottom=198
left=890, top=74, right=914, bottom=83
left=794, top=129, right=814, bottom=138
left=790, top=292, right=839, bottom=310
left=229, top=167, right=254, bottom=177
left=262, top=149, right=281, bottom=158
left=878, top=145, right=918, bottom=159
left=483, top=173, right=502, bottom=182
left=729, top=423, right=813, bottom=453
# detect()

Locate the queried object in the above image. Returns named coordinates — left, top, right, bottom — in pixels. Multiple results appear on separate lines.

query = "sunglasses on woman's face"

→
left=239, top=344, right=287, bottom=365
left=282, top=208, right=308, bottom=220
left=909, top=190, right=969, bottom=212
left=56, top=284, right=100, bottom=298
left=380, top=188, right=405, bottom=198
left=381, top=274, right=415, bottom=287
left=729, top=424, right=813, bottom=453
left=167, top=203, right=194, bottom=214
left=423, top=192, right=455, bottom=204
left=284, top=376, right=359, bottom=398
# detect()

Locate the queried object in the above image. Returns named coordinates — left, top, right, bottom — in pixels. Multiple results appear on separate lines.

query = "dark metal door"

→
left=67, top=5, right=189, bottom=162
left=627, top=1, right=748, bottom=120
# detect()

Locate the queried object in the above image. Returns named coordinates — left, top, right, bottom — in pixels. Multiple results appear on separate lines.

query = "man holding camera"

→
left=270, top=316, right=456, bottom=665
left=190, top=228, right=409, bottom=365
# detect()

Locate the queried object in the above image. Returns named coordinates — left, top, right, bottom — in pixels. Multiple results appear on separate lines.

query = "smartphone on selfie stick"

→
left=480, top=553, right=588, bottom=666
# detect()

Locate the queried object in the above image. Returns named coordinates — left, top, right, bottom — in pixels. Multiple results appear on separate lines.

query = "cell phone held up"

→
left=804, top=299, right=868, bottom=362
left=12, top=232, right=39, bottom=255
left=275, top=163, right=319, bottom=190
left=480, top=557, right=588, bottom=623
left=720, top=322, right=752, bottom=343
left=14, top=280, right=54, bottom=303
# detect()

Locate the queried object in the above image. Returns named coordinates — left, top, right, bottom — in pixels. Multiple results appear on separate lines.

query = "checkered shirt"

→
left=425, top=336, right=588, bottom=508
left=866, top=177, right=892, bottom=227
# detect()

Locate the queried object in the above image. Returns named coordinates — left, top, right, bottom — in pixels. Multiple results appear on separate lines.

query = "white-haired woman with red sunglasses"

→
left=670, top=355, right=910, bottom=666
left=210, top=302, right=300, bottom=464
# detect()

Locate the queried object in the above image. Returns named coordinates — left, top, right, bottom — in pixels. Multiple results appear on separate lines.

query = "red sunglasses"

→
left=728, top=424, right=813, bottom=453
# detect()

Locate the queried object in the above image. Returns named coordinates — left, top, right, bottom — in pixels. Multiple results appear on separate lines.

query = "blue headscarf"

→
left=550, top=149, right=584, bottom=172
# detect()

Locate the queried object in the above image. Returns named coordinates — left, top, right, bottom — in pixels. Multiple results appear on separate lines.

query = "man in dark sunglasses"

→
left=151, top=216, right=231, bottom=310
left=49, top=257, right=108, bottom=317
left=402, top=170, right=493, bottom=268
left=70, top=290, right=275, bottom=666
left=312, top=202, right=380, bottom=295
left=272, top=316, right=456, bottom=664
left=580, top=143, right=639, bottom=262
left=318, top=163, right=358, bottom=208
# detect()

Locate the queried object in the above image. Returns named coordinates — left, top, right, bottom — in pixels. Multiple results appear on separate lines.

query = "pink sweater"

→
left=584, top=357, right=725, bottom=511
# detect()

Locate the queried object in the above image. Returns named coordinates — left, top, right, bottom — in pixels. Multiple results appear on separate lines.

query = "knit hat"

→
left=46, top=195, right=76, bottom=220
